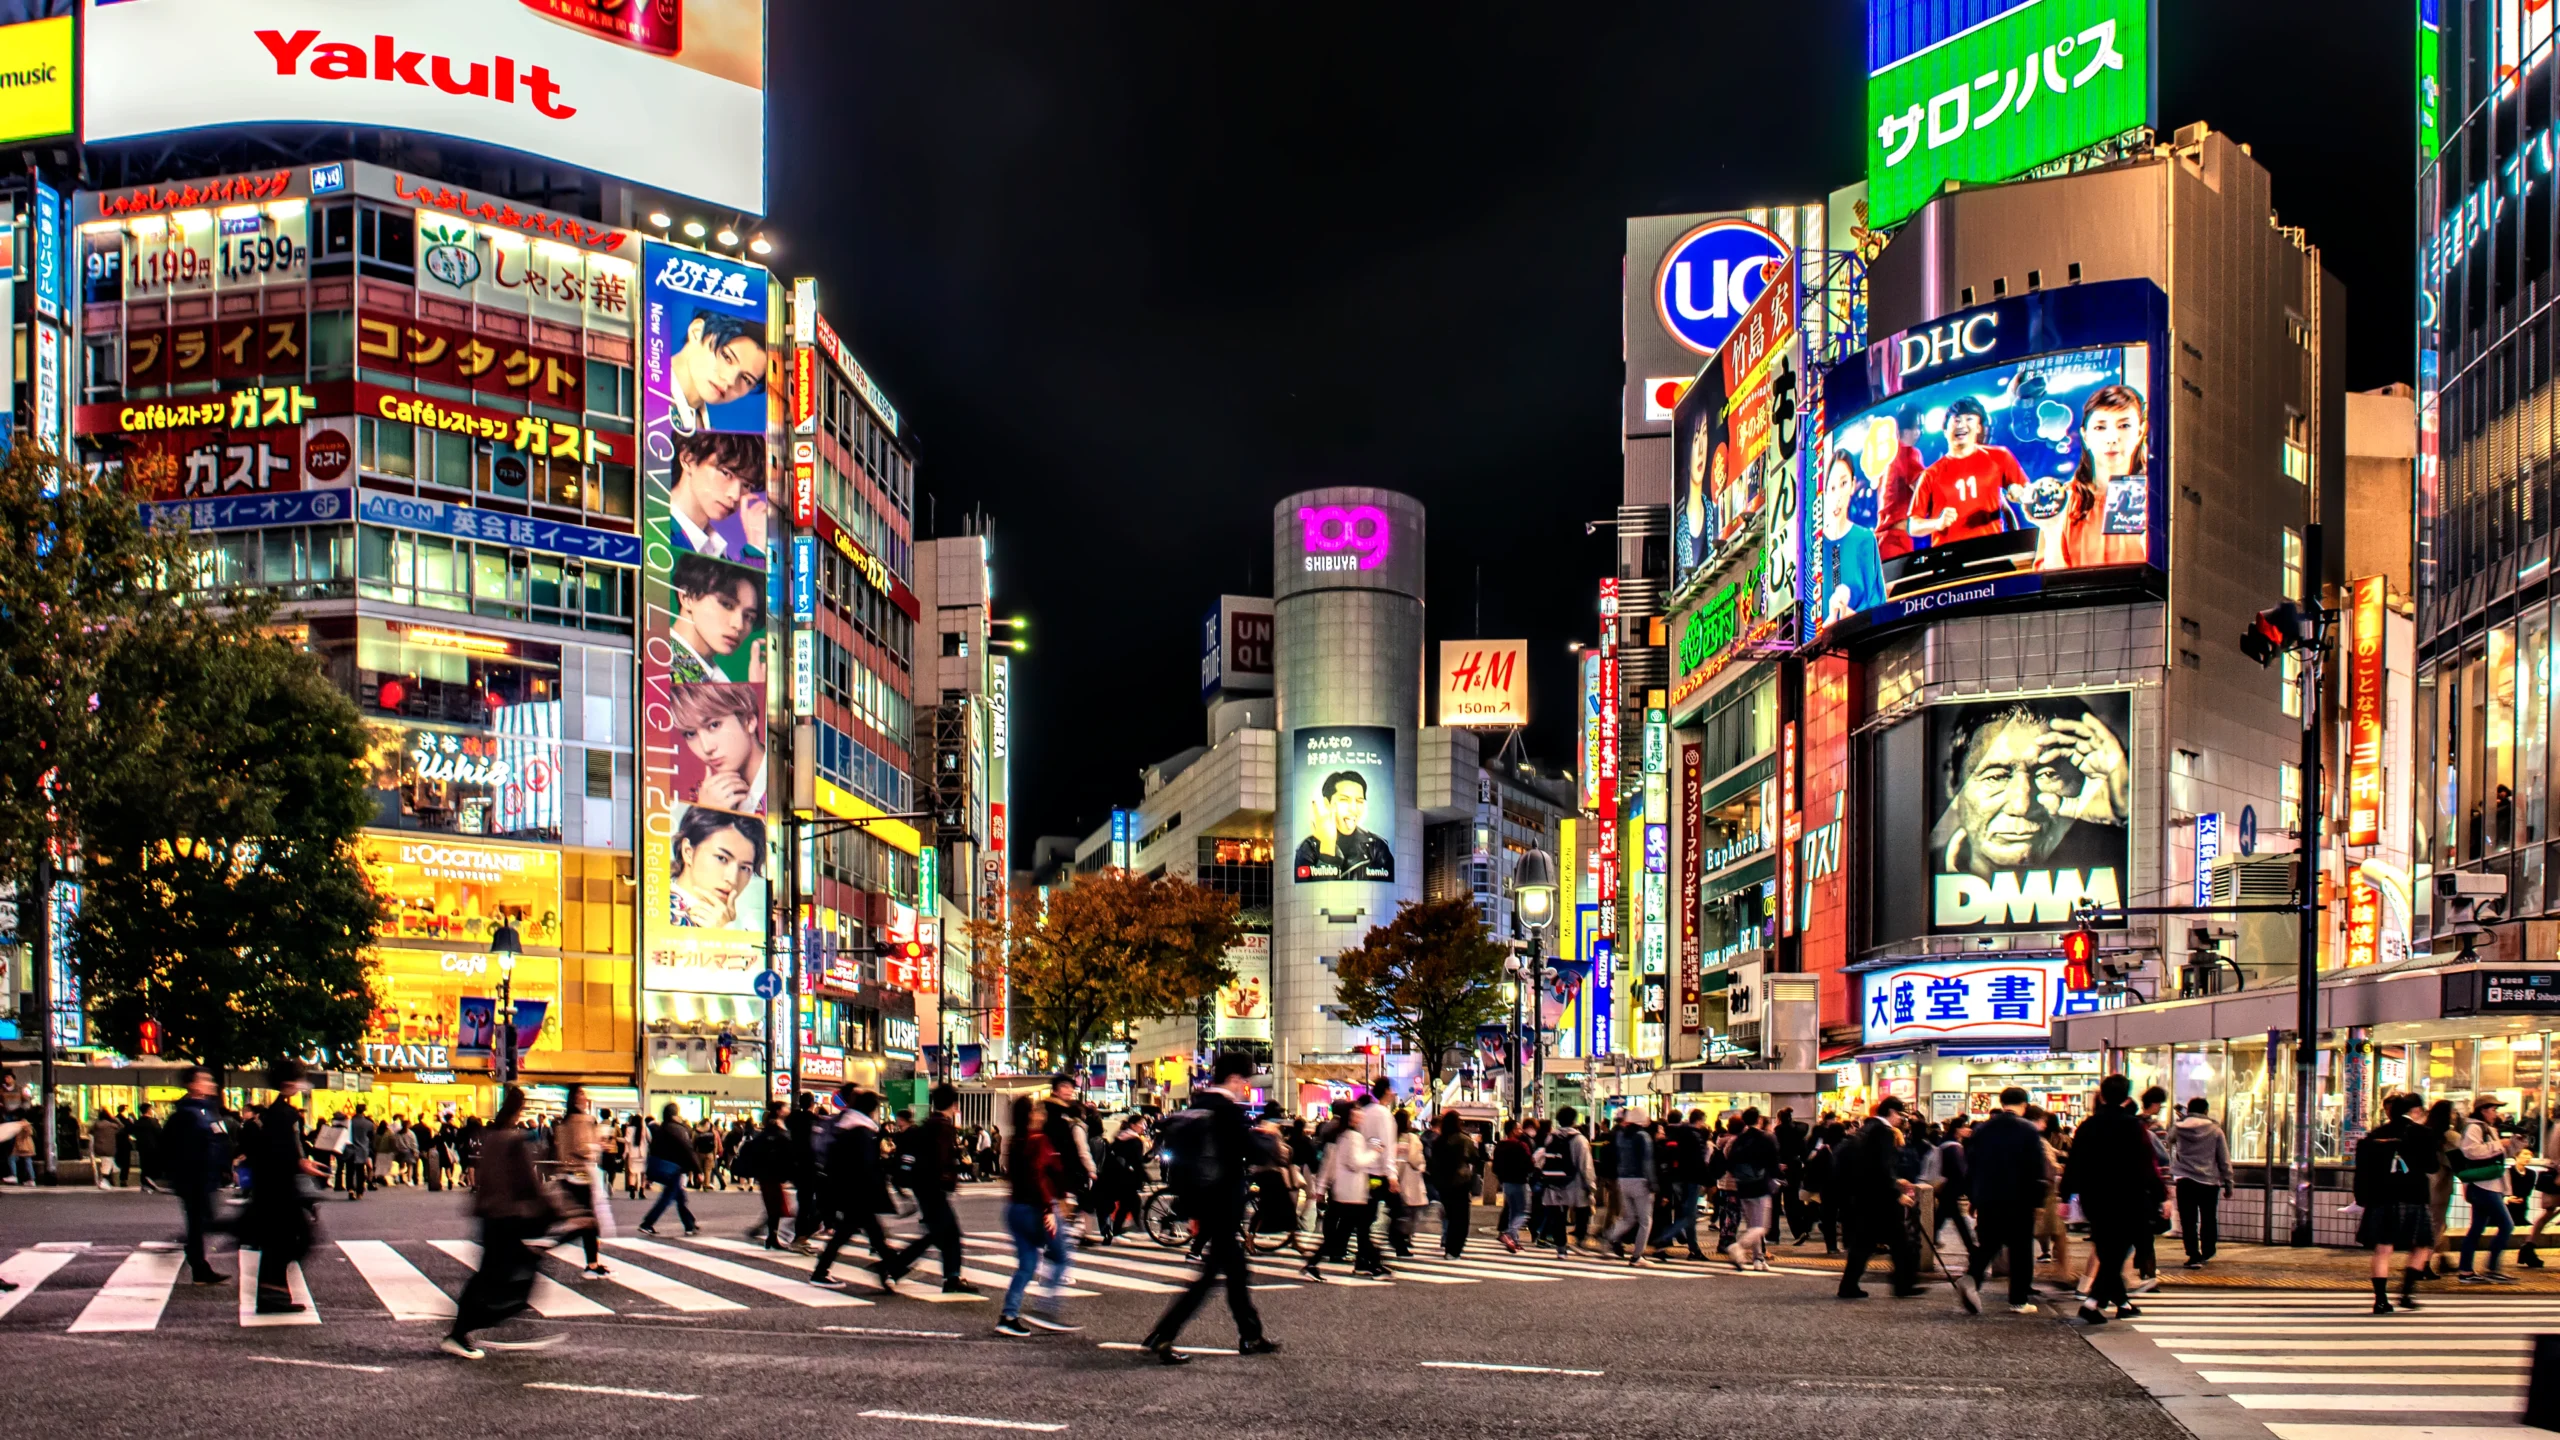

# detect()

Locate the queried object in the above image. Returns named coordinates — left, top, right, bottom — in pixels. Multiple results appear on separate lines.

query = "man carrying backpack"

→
left=876, top=1085, right=976, bottom=1296
left=1535, top=1109, right=1592, bottom=1257
left=1138, top=1052, right=1280, bottom=1365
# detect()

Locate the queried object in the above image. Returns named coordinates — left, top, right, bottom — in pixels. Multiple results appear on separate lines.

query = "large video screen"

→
left=1925, top=692, right=2131, bottom=935
left=84, top=0, right=768, bottom=213
left=1805, top=282, right=2166, bottom=643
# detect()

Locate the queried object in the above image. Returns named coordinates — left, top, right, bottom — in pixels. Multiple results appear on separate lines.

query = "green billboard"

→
left=1866, top=0, right=2155, bottom=231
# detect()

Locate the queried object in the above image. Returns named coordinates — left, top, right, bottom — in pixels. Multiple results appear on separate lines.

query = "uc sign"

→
left=1654, top=219, right=1789, bottom=358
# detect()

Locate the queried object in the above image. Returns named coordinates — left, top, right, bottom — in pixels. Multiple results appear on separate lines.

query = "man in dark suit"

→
left=1834, top=1096, right=1921, bottom=1299
left=163, top=1067, right=231, bottom=1285
left=1956, top=1086, right=2048, bottom=1314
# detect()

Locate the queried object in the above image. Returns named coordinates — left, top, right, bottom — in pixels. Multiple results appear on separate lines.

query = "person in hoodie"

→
left=2169, top=1096, right=2233, bottom=1269
left=2060, top=1074, right=2166, bottom=1325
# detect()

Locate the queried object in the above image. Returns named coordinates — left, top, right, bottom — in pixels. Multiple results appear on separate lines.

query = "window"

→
left=2280, top=762, right=2303, bottom=832
left=2283, top=413, right=2309, bottom=484
left=2281, top=528, right=2304, bottom=601
left=942, top=630, right=965, bottom=657
left=586, top=747, right=615, bottom=799
left=359, top=416, right=417, bottom=479
left=309, top=311, right=354, bottom=382
left=2282, top=649, right=2303, bottom=718
left=585, top=360, right=634, bottom=422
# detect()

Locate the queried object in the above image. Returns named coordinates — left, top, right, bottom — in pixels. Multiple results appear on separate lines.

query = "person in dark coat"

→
left=2356, top=1092, right=2439, bottom=1313
left=877, top=1085, right=974, bottom=1294
left=809, top=1086, right=897, bottom=1286
left=785, top=1090, right=820, bottom=1246
left=1138, top=1050, right=1280, bottom=1364
left=162, top=1067, right=231, bottom=1284
left=441, top=1086, right=561, bottom=1360
left=2060, top=1073, right=2168, bottom=1324
left=1958, top=1086, right=2050, bottom=1314
left=245, top=1059, right=325, bottom=1314
left=1834, top=1097, right=1921, bottom=1299
left=129, top=1104, right=165, bottom=1194
left=1775, top=1108, right=1812, bottom=1242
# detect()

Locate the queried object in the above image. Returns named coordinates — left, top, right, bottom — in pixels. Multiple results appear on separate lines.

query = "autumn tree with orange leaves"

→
left=973, top=868, right=1243, bottom=1070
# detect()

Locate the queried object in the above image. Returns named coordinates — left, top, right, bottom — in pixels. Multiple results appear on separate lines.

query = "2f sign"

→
left=1440, top=638, right=1529, bottom=727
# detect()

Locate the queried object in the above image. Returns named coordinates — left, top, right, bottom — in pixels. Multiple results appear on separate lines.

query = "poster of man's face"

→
left=1927, top=692, right=2132, bottom=933
left=1291, top=726, right=1396, bottom=884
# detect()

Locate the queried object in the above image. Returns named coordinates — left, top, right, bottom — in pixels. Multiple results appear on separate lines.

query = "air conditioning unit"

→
left=2209, top=854, right=2300, bottom=985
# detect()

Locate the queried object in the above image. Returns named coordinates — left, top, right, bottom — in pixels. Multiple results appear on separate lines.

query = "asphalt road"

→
left=0, top=1182, right=2192, bottom=1440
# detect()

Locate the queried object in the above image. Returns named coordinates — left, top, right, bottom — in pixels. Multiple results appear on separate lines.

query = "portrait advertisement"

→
left=1290, top=725, right=1397, bottom=884
left=666, top=801, right=768, bottom=934
left=1926, top=692, right=2132, bottom=933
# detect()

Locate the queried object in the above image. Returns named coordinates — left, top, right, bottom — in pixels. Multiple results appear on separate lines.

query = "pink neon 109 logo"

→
left=1299, top=504, right=1392, bottom=573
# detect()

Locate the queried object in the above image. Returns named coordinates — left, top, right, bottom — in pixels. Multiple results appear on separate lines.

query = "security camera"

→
left=2437, top=871, right=2511, bottom=901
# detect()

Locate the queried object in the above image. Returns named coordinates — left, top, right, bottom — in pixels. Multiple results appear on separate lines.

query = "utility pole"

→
left=2289, top=521, right=2329, bottom=1248
left=31, top=850, right=53, bottom=1183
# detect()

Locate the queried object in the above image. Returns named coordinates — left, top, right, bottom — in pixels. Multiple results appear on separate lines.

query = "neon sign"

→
left=1299, top=503, right=1391, bottom=572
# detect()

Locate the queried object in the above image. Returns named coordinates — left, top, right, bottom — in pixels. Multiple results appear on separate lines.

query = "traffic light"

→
left=2241, top=601, right=2310, bottom=667
left=135, top=1017, right=161, bottom=1058
left=714, top=1031, right=735, bottom=1075
left=2061, top=928, right=2098, bottom=992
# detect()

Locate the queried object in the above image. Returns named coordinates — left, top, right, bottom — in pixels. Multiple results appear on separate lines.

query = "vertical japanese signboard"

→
left=1677, top=742, right=1703, bottom=1038
left=2346, top=575, right=2387, bottom=848
left=1595, top=580, right=1620, bottom=942
left=640, top=240, right=773, bottom=1018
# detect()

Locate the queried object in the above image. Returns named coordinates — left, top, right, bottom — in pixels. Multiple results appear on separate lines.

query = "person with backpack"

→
left=1490, top=1118, right=1534, bottom=1253
left=1426, top=1111, right=1482, bottom=1258
left=808, top=1087, right=895, bottom=1287
left=1724, top=1108, right=1780, bottom=1270
left=1535, top=1109, right=1592, bottom=1257
left=2060, top=1074, right=2167, bottom=1324
left=2356, top=1092, right=2439, bottom=1312
left=1923, top=1113, right=1976, bottom=1267
left=1138, top=1051, right=1281, bottom=1364
left=878, top=1085, right=977, bottom=1295
left=740, top=1102, right=793, bottom=1249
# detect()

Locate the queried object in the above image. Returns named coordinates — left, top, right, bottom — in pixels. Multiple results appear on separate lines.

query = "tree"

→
left=976, top=869, right=1243, bottom=1071
left=1331, top=896, right=1510, bottom=1089
left=72, top=617, right=386, bottom=1076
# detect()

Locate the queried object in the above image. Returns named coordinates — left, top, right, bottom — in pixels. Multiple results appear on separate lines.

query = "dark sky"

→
left=768, top=0, right=2414, bottom=847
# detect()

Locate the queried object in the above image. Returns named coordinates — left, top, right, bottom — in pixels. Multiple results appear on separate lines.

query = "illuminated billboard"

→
left=1866, top=0, right=2154, bottom=230
left=1289, top=726, right=1396, bottom=884
left=1672, top=259, right=1801, bottom=597
left=640, top=238, right=773, bottom=966
left=1924, top=692, right=2131, bottom=935
left=0, top=10, right=72, bottom=146
left=1437, top=638, right=1529, bottom=727
left=83, top=0, right=769, bottom=213
left=1805, top=279, right=2165, bottom=644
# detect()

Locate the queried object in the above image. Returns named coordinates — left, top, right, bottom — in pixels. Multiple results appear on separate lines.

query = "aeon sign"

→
left=1654, top=219, right=1789, bottom=358
left=1300, top=504, right=1392, bottom=573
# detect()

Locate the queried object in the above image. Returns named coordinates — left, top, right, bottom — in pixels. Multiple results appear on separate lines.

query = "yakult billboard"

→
left=83, top=0, right=768, bottom=213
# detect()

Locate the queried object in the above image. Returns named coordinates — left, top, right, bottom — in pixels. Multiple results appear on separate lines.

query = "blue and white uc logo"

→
left=1654, top=218, right=1788, bottom=357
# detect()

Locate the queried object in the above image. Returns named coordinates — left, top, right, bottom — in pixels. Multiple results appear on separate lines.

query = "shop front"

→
left=1847, top=954, right=2116, bottom=1124
left=642, top=938, right=774, bottom=1120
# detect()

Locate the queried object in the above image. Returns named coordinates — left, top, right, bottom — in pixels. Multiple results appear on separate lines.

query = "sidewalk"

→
left=1759, top=1233, right=2560, bottom=1292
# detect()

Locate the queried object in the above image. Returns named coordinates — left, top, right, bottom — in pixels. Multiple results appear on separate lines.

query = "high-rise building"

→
left=914, top=528, right=1011, bottom=1077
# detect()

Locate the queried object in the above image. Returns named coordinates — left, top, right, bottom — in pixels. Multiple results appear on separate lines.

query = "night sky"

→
left=767, top=0, right=2414, bottom=848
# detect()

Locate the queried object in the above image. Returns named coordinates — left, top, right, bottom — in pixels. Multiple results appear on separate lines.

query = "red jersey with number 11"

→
left=1909, top=447, right=2025, bottom=545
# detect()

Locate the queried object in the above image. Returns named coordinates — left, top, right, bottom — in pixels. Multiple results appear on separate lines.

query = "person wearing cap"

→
left=2455, top=1096, right=2524, bottom=1283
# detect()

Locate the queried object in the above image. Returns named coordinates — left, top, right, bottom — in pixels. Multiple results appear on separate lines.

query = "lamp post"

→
left=489, top=920, right=522, bottom=1087
left=1513, top=847, right=1557, bottom=1121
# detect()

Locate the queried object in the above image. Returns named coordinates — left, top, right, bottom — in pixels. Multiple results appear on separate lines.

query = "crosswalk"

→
left=0, top=1227, right=1789, bottom=1337
left=2094, top=1288, right=2555, bottom=1439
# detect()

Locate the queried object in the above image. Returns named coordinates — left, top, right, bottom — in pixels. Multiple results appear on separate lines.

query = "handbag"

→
left=2453, top=1158, right=2509, bottom=1185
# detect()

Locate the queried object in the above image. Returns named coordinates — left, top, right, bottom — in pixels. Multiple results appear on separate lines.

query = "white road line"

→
left=0, top=1248, right=80, bottom=1319
left=570, top=1250, right=744, bottom=1313
left=2264, top=1425, right=2554, bottom=1440
left=1096, top=1340, right=1242, bottom=1354
left=856, top=1409, right=1065, bottom=1433
left=820, top=1324, right=966, bottom=1339
left=250, top=1355, right=388, bottom=1375
left=2173, top=1353, right=2530, bottom=1366
left=699, top=1236, right=1123, bottom=1297
left=430, top=1240, right=612, bottom=1318
left=525, top=1382, right=697, bottom=1402
left=607, top=1237, right=870, bottom=1307
left=1419, top=1360, right=1605, bottom=1377
left=68, top=1250, right=181, bottom=1332
left=1370, top=1254, right=1561, bottom=1284
left=2136, top=1318, right=2546, bottom=1330
left=2263, top=1414, right=2560, bottom=1424
left=339, top=1240, right=456, bottom=1321
left=2228, top=1394, right=2525, bottom=1413
left=2149, top=1339, right=2532, bottom=1351
left=2196, top=1371, right=2526, bottom=1386
left=237, top=1252, right=319, bottom=1327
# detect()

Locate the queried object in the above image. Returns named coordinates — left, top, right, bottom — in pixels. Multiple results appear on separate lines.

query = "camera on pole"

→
left=2433, top=870, right=2509, bottom=961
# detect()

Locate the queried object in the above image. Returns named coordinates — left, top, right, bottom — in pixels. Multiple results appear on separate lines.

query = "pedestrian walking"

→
left=552, top=1086, right=611, bottom=1277
left=878, top=1084, right=976, bottom=1295
left=2169, top=1096, right=2232, bottom=1269
left=809, top=1087, right=895, bottom=1287
left=740, top=1103, right=794, bottom=1248
left=2355, top=1092, right=2438, bottom=1313
left=1388, top=1109, right=1427, bottom=1258
left=1776, top=1108, right=1812, bottom=1243
left=1490, top=1118, right=1533, bottom=1252
left=441, top=1086, right=564, bottom=1360
left=2060, top=1074, right=2166, bottom=1324
left=1302, top=1097, right=1379, bottom=1281
left=1835, top=1097, right=1921, bottom=1299
left=1955, top=1087, right=2049, bottom=1316
left=2423, top=1098, right=2459, bottom=1268
left=341, top=1106, right=374, bottom=1199
left=637, top=1104, right=700, bottom=1236
left=163, top=1067, right=231, bottom=1286
left=1426, top=1110, right=1481, bottom=1258
left=1607, top=1108, right=1657, bottom=1264
left=1138, top=1051, right=1280, bottom=1364
left=1534, top=1109, right=1592, bottom=1257
left=89, top=1108, right=122, bottom=1189
left=1661, top=1109, right=1711, bottom=1260
left=2455, top=1096, right=2523, bottom=1283
left=995, top=1094, right=1079, bottom=1337
left=1725, top=1108, right=1780, bottom=1271
left=245, top=1059, right=325, bottom=1315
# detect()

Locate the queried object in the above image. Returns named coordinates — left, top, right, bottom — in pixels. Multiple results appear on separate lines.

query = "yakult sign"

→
left=84, top=0, right=770, bottom=213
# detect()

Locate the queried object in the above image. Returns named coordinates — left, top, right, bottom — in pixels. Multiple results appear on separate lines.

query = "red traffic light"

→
left=136, top=1018, right=161, bottom=1058
left=2061, top=928, right=2098, bottom=991
left=714, top=1034, right=735, bottom=1075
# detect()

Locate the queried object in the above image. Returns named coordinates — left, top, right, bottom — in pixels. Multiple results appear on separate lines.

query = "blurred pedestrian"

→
left=441, top=1086, right=563, bottom=1360
left=245, top=1060, right=324, bottom=1315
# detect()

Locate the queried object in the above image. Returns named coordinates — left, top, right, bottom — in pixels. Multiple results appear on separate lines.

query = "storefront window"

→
left=362, top=719, right=564, bottom=842
left=2491, top=623, right=2518, bottom=851
left=359, top=834, right=564, bottom=950
left=2229, top=1038, right=2275, bottom=1163
left=336, top=617, right=562, bottom=726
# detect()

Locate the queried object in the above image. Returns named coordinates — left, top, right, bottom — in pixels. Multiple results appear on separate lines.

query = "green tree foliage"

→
left=978, top=870, right=1243, bottom=1070
left=1331, top=896, right=1510, bottom=1087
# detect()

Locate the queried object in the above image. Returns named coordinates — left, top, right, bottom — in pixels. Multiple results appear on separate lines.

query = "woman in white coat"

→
left=1300, top=1117, right=1377, bottom=1282
left=1390, top=1110, right=1429, bottom=1258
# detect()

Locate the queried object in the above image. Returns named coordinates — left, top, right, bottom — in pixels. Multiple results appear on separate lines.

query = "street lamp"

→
left=1511, top=848, right=1558, bottom=1121
left=489, top=920, right=522, bottom=1087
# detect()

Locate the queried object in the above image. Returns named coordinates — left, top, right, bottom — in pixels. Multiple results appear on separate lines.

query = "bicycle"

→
left=1142, top=1173, right=1303, bottom=1256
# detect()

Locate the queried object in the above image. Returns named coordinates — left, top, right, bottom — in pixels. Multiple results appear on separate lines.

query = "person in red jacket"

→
left=1908, top=398, right=2026, bottom=547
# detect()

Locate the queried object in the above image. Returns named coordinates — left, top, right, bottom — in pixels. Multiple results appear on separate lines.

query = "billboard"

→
left=1213, top=932, right=1271, bottom=1041
left=1577, top=649, right=1603, bottom=812
left=1672, top=259, right=1801, bottom=597
left=1625, top=209, right=1814, bottom=438
left=358, top=835, right=562, bottom=950
left=82, top=0, right=769, bottom=214
left=641, top=239, right=772, bottom=957
left=2345, top=575, right=2386, bottom=847
left=1924, top=692, right=2131, bottom=934
left=1859, top=955, right=2115, bottom=1046
left=1288, top=726, right=1396, bottom=884
left=1866, top=0, right=2154, bottom=230
left=1437, top=638, right=1529, bottom=727
left=1805, top=279, right=2167, bottom=644
left=0, top=10, right=70, bottom=147
left=1199, top=594, right=1274, bottom=701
